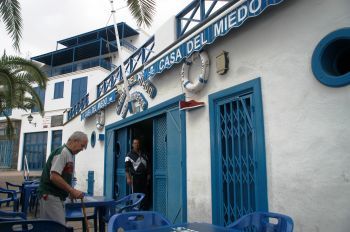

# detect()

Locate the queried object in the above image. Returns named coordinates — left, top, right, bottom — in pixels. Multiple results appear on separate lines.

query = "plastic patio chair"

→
left=226, top=212, right=294, bottom=232
left=0, top=187, right=19, bottom=211
left=65, top=205, right=97, bottom=232
left=65, top=196, right=98, bottom=232
left=5, top=182, right=22, bottom=207
left=0, top=210, right=26, bottom=222
left=0, top=219, right=74, bottom=232
left=107, top=211, right=171, bottom=232
left=105, top=193, right=145, bottom=221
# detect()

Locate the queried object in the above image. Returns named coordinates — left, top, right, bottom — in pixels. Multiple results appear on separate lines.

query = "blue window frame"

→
left=31, top=87, right=46, bottom=113
left=71, top=77, right=87, bottom=107
left=54, top=81, right=64, bottom=99
left=312, top=28, right=350, bottom=87
left=51, top=130, right=62, bottom=152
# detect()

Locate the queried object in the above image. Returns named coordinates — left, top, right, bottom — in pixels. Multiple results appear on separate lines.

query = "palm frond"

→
left=3, top=114, right=15, bottom=139
left=126, top=0, right=156, bottom=28
left=5, top=55, right=47, bottom=88
left=0, top=0, right=22, bottom=51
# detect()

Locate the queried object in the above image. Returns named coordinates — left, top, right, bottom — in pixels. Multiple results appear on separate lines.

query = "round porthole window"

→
left=91, top=131, right=96, bottom=148
left=312, top=28, right=350, bottom=87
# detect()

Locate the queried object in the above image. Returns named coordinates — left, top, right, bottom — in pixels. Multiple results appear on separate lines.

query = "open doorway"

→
left=128, top=118, right=153, bottom=209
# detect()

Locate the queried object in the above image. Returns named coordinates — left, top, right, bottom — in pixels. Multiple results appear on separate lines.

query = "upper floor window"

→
left=71, top=77, right=87, bottom=107
left=54, top=81, right=64, bottom=99
left=31, top=87, right=46, bottom=113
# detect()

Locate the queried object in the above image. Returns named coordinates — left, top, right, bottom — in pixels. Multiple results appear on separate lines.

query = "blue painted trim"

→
left=312, top=27, right=350, bottom=87
left=104, top=94, right=187, bottom=204
left=209, top=78, right=268, bottom=225
left=106, top=94, right=185, bottom=130
left=180, top=105, right=188, bottom=222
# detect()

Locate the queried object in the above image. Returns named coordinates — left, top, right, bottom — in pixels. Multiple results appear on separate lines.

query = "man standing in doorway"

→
left=125, top=138, right=151, bottom=209
left=38, top=131, right=88, bottom=225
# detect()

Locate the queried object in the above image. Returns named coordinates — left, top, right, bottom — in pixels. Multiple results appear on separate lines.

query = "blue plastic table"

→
left=65, top=196, right=115, bottom=232
left=119, top=222, right=238, bottom=232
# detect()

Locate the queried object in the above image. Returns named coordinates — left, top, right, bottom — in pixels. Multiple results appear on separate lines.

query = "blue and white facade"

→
left=3, top=0, right=350, bottom=231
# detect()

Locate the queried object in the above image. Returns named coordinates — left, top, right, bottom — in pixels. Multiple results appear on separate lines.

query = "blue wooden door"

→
left=105, top=129, right=115, bottom=198
left=23, top=132, right=48, bottom=170
left=210, top=79, right=268, bottom=226
left=114, top=127, right=129, bottom=199
left=153, top=115, right=167, bottom=215
left=0, top=140, right=14, bottom=168
left=153, top=109, right=184, bottom=223
left=166, top=108, right=183, bottom=223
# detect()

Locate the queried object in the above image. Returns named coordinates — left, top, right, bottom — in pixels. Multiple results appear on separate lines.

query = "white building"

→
left=2, top=0, right=350, bottom=231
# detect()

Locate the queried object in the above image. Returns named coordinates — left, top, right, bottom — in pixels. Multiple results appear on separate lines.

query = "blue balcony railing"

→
left=96, top=36, right=155, bottom=98
left=67, top=94, right=89, bottom=121
left=44, top=58, right=115, bottom=77
left=120, top=39, right=138, bottom=52
left=176, top=0, right=235, bottom=38
left=66, top=36, right=155, bottom=122
left=124, top=36, right=155, bottom=76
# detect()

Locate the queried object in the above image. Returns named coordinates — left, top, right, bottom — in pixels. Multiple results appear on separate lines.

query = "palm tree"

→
left=0, top=0, right=22, bottom=52
left=126, top=0, right=156, bottom=28
left=0, top=53, right=47, bottom=138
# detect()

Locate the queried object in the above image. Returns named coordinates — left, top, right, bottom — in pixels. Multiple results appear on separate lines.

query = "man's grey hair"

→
left=68, top=131, right=88, bottom=142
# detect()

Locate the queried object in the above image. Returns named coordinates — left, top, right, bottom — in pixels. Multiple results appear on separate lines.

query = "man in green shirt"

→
left=38, top=131, right=88, bottom=224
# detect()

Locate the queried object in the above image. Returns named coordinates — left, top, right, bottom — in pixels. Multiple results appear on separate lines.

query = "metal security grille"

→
left=23, top=132, right=48, bottom=170
left=153, top=115, right=167, bottom=215
left=0, top=140, right=14, bottom=168
left=218, top=93, right=257, bottom=225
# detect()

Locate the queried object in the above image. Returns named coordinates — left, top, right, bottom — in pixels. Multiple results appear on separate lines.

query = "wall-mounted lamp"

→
left=27, top=114, right=36, bottom=127
left=216, top=51, right=229, bottom=75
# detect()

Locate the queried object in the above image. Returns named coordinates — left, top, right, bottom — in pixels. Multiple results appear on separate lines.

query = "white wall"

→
left=20, top=0, right=350, bottom=230
left=17, top=67, right=110, bottom=171
left=78, top=0, right=349, bottom=230
left=179, top=0, right=350, bottom=231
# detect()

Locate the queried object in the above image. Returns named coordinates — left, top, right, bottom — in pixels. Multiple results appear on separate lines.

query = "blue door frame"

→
left=209, top=78, right=268, bottom=226
left=104, top=94, right=187, bottom=222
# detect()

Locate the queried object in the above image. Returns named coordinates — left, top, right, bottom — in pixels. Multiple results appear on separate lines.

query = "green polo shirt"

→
left=38, top=144, right=74, bottom=200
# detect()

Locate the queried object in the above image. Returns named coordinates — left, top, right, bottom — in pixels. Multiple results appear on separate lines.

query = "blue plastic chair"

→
left=0, top=187, right=19, bottom=211
left=0, top=210, right=26, bottom=222
left=104, top=193, right=145, bottom=222
left=0, top=219, right=73, bottom=232
left=226, top=212, right=294, bottom=232
left=65, top=194, right=98, bottom=232
left=107, top=211, right=171, bottom=232
left=5, top=182, right=22, bottom=207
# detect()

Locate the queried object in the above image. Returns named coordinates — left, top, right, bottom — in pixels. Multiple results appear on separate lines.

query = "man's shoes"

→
left=179, top=100, right=205, bottom=111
